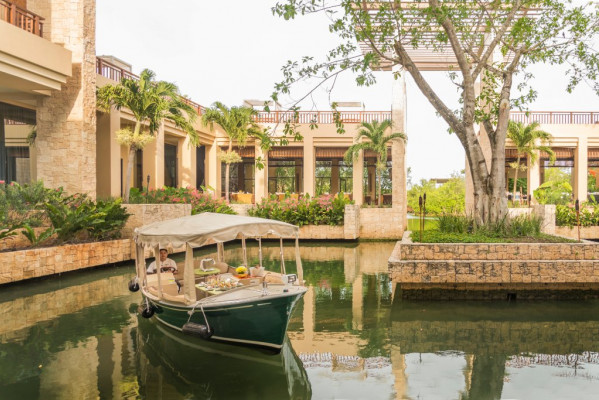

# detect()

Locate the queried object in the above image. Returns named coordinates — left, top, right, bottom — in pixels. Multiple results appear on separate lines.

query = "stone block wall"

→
left=556, top=225, right=599, bottom=240
left=343, top=204, right=360, bottom=239
left=299, top=224, right=345, bottom=240
left=0, top=239, right=132, bottom=285
left=122, top=203, right=191, bottom=238
left=359, top=207, right=404, bottom=239
left=30, top=0, right=97, bottom=196
left=389, top=240, right=599, bottom=290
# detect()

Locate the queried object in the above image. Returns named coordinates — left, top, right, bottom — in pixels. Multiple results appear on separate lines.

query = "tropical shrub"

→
left=45, top=195, right=130, bottom=242
left=248, top=194, right=352, bottom=226
left=407, top=173, right=465, bottom=215
left=556, top=204, right=599, bottom=227
left=0, top=180, right=59, bottom=228
left=128, top=186, right=235, bottom=215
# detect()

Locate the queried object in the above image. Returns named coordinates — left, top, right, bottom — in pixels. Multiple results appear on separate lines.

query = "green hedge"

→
left=248, top=194, right=352, bottom=226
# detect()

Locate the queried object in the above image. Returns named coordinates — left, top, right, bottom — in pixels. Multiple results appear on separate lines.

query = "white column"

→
left=303, top=137, right=315, bottom=196
left=528, top=150, right=541, bottom=204
left=391, top=67, right=408, bottom=230
left=255, top=143, right=267, bottom=202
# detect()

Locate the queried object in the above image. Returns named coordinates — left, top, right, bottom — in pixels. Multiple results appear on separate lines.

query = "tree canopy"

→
left=272, top=0, right=599, bottom=224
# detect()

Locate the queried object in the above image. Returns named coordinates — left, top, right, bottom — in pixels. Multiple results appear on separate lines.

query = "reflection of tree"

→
left=460, top=355, right=507, bottom=400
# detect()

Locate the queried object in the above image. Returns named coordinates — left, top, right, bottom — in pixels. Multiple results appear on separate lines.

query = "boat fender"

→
left=128, top=278, right=139, bottom=292
left=182, top=322, right=214, bottom=339
left=140, top=303, right=155, bottom=319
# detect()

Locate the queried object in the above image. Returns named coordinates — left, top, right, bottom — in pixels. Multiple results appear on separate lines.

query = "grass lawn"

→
left=411, top=230, right=576, bottom=243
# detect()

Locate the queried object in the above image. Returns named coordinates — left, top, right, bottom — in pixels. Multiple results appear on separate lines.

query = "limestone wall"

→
left=359, top=207, right=404, bottom=239
left=389, top=240, right=599, bottom=288
left=0, top=239, right=132, bottom=284
left=299, top=224, right=345, bottom=239
left=122, top=203, right=191, bottom=238
left=555, top=225, right=599, bottom=240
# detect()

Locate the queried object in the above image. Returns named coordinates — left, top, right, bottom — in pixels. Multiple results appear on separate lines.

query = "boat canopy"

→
left=134, top=212, right=299, bottom=248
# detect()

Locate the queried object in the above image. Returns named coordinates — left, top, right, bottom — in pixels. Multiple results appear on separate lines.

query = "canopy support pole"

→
left=295, top=235, right=304, bottom=285
left=280, top=238, right=286, bottom=275
left=217, top=242, right=224, bottom=262
left=153, top=245, right=163, bottom=299
left=258, top=238, right=263, bottom=268
left=184, top=244, right=196, bottom=304
left=136, top=244, right=147, bottom=287
left=241, top=235, right=248, bottom=266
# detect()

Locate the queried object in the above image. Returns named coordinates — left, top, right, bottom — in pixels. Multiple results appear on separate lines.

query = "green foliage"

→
left=20, top=225, right=55, bottom=246
left=248, top=194, right=352, bottom=226
left=416, top=213, right=547, bottom=242
left=0, top=180, right=59, bottom=229
left=128, top=186, right=236, bottom=215
left=556, top=204, right=599, bottom=227
left=44, top=195, right=129, bottom=242
left=534, top=169, right=573, bottom=205
left=407, top=174, right=465, bottom=215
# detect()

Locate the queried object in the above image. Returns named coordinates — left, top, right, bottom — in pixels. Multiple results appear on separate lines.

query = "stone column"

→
left=206, top=143, right=220, bottom=196
left=352, top=148, right=364, bottom=205
left=34, top=0, right=97, bottom=197
left=95, top=107, right=121, bottom=198
left=575, top=136, right=588, bottom=202
left=180, top=135, right=196, bottom=188
left=303, top=137, right=315, bottom=196
left=0, top=116, right=6, bottom=181
left=391, top=68, right=408, bottom=230
left=255, top=143, right=267, bottom=202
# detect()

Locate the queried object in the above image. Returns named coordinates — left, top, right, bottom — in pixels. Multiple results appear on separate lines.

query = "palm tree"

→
left=97, top=69, right=198, bottom=202
left=202, top=102, right=262, bottom=202
left=344, top=120, right=406, bottom=206
left=506, top=121, right=554, bottom=203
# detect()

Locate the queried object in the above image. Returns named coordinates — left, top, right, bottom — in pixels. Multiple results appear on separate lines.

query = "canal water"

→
left=1, top=241, right=599, bottom=399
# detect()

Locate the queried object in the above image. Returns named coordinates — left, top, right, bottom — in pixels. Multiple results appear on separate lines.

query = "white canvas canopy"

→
left=134, top=212, right=299, bottom=248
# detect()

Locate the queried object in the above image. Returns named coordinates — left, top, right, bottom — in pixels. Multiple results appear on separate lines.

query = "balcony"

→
left=0, top=0, right=43, bottom=37
left=0, top=2, right=71, bottom=107
left=96, top=57, right=206, bottom=115
left=255, top=110, right=392, bottom=124
left=510, top=111, right=599, bottom=125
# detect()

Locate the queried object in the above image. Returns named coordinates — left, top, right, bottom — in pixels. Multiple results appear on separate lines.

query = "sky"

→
left=96, top=0, right=599, bottom=184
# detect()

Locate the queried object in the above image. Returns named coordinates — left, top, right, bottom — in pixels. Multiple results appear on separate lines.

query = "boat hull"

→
left=142, top=290, right=304, bottom=349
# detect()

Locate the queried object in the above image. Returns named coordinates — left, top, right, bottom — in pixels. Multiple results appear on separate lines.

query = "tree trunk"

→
left=512, top=155, right=521, bottom=205
left=124, top=145, right=136, bottom=203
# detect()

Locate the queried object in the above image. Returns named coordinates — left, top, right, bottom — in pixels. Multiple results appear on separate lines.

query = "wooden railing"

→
left=510, top=111, right=599, bottom=125
left=96, top=58, right=206, bottom=115
left=255, top=110, right=392, bottom=124
left=0, top=0, right=44, bottom=37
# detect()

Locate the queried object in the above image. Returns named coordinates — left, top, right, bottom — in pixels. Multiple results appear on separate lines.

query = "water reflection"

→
left=2, top=241, right=599, bottom=399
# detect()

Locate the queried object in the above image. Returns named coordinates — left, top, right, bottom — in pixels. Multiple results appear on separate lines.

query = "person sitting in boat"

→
left=147, top=248, right=178, bottom=275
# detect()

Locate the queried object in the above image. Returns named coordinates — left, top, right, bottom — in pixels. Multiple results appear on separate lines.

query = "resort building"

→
left=1, top=0, right=598, bottom=218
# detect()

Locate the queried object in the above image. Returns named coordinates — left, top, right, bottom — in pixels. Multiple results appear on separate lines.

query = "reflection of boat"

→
left=136, top=316, right=312, bottom=399
left=132, top=213, right=308, bottom=351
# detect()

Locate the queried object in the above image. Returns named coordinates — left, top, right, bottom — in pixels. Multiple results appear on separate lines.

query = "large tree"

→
left=507, top=120, right=554, bottom=203
left=97, top=69, right=198, bottom=202
left=202, top=102, right=263, bottom=202
left=272, top=0, right=599, bottom=224
left=344, top=119, right=406, bottom=205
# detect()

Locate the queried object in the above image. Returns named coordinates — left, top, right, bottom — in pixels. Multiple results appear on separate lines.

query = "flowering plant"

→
left=128, top=186, right=235, bottom=215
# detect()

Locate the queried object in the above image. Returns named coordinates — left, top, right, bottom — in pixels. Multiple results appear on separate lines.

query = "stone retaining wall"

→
left=389, top=237, right=599, bottom=297
left=555, top=225, right=599, bottom=240
left=122, top=204, right=191, bottom=238
left=0, top=239, right=132, bottom=285
left=299, top=224, right=345, bottom=239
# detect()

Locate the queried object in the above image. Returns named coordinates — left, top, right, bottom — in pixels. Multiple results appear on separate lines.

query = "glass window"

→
left=164, top=144, right=178, bottom=188
left=268, top=160, right=301, bottom=193
left=315, top=160, right=332, bottom=196
left=221, top=158, right=255, bottom=196
left=339, top=161, right=353, bottom=193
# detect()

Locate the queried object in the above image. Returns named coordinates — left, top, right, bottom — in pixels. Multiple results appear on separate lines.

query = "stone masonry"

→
left=30, top=0, right=97, bottom=196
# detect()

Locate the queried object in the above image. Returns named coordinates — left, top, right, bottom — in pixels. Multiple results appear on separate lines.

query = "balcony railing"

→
left=510, top=111, right=599, bottom=125
left=0, top=0, right=43, bottom=37
left=96, top=58, right=206, bottom=115
left=254, top=110, right=392, bottom=124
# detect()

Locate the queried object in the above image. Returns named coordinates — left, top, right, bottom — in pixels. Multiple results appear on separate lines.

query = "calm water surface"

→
left=1, top=241, right=599, bottom=399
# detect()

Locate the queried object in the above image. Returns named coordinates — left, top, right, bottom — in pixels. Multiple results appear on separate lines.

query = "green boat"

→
left=131, top=213, right=307, bottom=351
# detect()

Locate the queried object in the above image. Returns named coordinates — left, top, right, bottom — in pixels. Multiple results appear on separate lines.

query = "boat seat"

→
left=263, top=272, right=284, bottom=284
left=214, top=261, right=231, bottom=273
left=147, top=283, right=186, bottom=303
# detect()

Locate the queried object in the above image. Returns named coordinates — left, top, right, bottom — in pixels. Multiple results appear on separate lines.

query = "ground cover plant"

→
left=412, top=213, right=573, bottom=243
left=128, top=186, right=235, bottom=215
left=248, top=193, right=352, bottom=226
left=0, top=181, right=130, bottom=247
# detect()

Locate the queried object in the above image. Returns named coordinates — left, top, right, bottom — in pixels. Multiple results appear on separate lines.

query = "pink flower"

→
left=0, top=180, right=4, bottom=184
